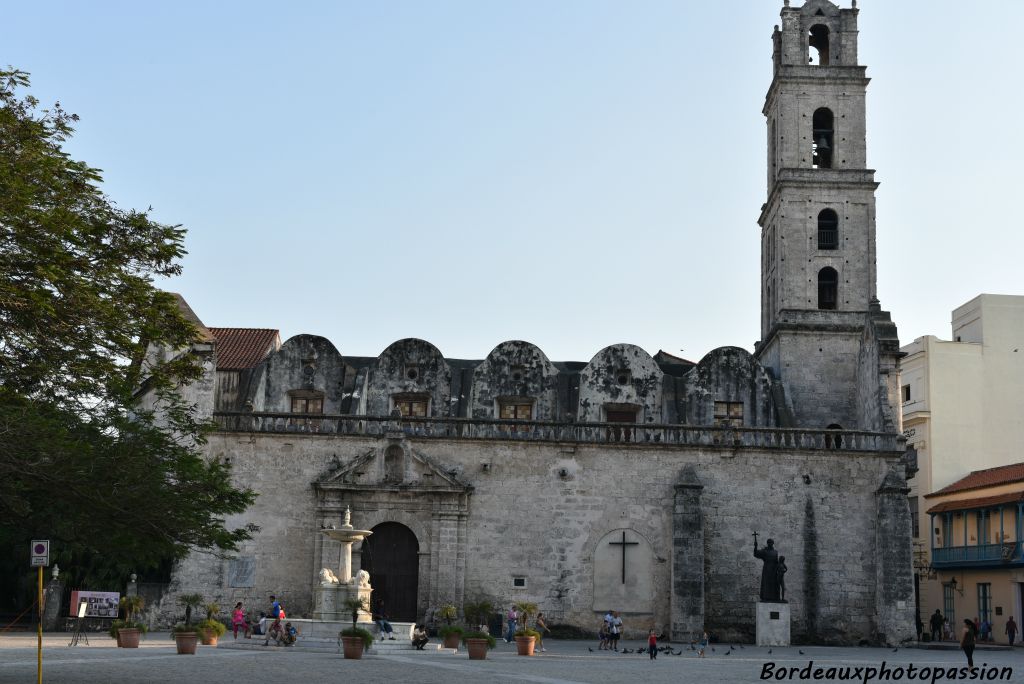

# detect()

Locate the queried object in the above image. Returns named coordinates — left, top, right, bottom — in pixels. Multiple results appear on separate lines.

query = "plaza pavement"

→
left=0, top=632, right=1019, bottom=684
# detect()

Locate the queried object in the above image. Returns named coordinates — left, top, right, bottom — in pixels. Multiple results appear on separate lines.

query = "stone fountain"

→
left=312, top=507, right=373, bottom=621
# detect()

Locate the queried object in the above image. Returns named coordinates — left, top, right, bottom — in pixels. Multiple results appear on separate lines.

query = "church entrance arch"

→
left=361, top=522, right=419, bottom=621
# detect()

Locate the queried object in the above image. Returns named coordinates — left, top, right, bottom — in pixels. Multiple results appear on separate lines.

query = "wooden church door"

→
left=361, top=522, right=419, bottom=621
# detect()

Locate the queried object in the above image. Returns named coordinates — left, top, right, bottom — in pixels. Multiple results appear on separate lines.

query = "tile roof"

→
left=208, top=328, right=280, bottom=370
left=925, top=462, right=1024, bottom=498
left=926, top=491, right=1024, bottom=514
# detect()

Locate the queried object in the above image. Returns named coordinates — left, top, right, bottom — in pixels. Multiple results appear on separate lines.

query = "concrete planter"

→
left=174, top=632, right=198, bottom=655
left=117, top=628, right=141, bottom=648
left=515, top=635, right=536, bottom=656
left=465, top=638, right=490, bottom=660
left=341, top=635, right=365, bottom=659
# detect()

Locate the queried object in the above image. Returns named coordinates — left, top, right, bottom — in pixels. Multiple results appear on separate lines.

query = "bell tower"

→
left=756, top=0, right=898, bottom=431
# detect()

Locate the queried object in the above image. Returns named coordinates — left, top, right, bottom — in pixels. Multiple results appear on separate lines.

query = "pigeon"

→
left=799, top=650, right=805, bottom=655
left=711, top=647, right=716, bottom=652
left=740, top=645, right=745, bottom=649
left=588, top=647, right=593, bottom=652
left=622, top=648, right=632, bottom=653
left=725, top=650, right=732, bottom=656
left=892, top=647, right=898, bottom=653
left=768, top=649, right=772, bottom=655
left=673, top=650, right=683, bottom=656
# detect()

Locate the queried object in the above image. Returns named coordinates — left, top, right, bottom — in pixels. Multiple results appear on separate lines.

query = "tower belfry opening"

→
left=809, top=24, right=830, bottom=65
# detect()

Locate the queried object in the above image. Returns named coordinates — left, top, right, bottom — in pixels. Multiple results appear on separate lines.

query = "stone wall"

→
left=161, top=429, right=913, bottom=645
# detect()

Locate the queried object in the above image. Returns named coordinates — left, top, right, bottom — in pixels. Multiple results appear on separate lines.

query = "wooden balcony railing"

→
left=932, top=542, right=1022, bottom=567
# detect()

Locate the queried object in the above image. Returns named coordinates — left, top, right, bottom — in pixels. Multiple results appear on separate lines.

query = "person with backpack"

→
left=961, top=618, right=978, bottom=667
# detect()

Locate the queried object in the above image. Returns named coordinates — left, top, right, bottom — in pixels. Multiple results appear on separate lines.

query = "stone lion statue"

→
left=356, top=569, right=371, bottom=588
left=319, top=567, right=340, bottom=586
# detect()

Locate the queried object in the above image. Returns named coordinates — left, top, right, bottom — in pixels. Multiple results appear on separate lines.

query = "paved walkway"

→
left=0, top=633, right=1020, bottom=684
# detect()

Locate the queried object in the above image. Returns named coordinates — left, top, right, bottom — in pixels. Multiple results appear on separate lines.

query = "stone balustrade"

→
left=212, top=411, right=902, bottom=453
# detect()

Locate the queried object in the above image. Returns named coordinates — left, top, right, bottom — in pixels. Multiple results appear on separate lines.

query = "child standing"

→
left=231, top=602, right=251, bottom=639
left=648, top=629, right=658, bottom=659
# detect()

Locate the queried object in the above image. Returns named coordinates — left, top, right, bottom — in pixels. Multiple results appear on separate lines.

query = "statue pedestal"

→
left=313, top=582, right=372, bottom=622
left=756, top=602, right=790, bottom=646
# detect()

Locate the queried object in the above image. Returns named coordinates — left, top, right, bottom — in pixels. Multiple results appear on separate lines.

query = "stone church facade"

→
left=150, top=0, right=915, bottom=645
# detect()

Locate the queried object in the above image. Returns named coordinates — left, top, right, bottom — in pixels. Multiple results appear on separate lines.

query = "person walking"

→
left=505, top=605, right=518, bottom=643
left=961, top=618, right=977, bottom=667
left=929, top=610, right=944, bottom=642
left=648, top=629, right=658, bottom=659
left=1006, top=616, right=1018, bottom=647
left=535, top=612, right=551, bottom=652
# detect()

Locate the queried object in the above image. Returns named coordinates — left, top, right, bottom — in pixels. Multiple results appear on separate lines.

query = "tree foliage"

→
left=0, top=68, right=254, bottom=590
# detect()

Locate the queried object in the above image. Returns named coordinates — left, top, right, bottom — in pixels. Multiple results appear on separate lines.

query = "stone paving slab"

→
left=0, top=633, right=1020, bottom=684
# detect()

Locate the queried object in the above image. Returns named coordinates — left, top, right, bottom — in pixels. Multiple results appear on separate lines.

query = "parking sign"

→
left=30, top=540, right=49, bottom=567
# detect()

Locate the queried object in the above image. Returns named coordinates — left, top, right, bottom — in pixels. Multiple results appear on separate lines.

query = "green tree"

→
left=0, top=68, right=254, bottom=594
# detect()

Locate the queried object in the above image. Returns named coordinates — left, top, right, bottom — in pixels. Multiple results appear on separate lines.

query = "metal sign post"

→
left=31, top=540, right=49, bottom=684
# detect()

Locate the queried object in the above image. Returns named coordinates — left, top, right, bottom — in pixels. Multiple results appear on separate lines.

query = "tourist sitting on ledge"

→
left=412, top=624, right=429, bottom=650
left=374, top=602, right=396, bottom=640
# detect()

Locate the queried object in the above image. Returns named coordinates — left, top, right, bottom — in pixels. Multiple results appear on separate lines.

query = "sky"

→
left=7, top=1, right=1024, bottom=364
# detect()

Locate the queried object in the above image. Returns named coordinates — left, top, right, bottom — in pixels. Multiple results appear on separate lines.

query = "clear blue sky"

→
left=8, top=1, right=1023, bottom=363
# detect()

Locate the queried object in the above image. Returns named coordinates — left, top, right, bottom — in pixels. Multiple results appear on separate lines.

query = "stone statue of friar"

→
left=753, top=534, right=784, bottom=602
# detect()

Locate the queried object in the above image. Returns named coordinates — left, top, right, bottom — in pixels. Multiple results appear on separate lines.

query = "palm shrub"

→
left=514, top=601, right=538, bottom=633
left=178, top=593, right=204, bottom=626
left=340, top=596, right=372, bottom=646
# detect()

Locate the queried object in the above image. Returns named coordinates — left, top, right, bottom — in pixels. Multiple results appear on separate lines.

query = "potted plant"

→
left=171, top=624, right=199, bottom=655
left=339, top=596, right=372, bottom=659
left=463, top=599, right=494, bottom=634
left=462, top=630, right=496, bottom=660
left=177, top=593, right=204, bottom=627
left=437, top=603, right=461, bottom=648
left=513, top=601, right=539, bottom=656
left=197, top=602, right=226, bottom=646
left=111, top=595, right=146, bottom=648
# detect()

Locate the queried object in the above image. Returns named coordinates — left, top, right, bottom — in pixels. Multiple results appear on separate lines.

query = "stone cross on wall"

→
left=609, top=531, right=639, bottom=584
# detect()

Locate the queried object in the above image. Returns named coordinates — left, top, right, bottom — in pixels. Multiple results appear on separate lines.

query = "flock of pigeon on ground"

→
left=585, top=642, right=903, bottom=656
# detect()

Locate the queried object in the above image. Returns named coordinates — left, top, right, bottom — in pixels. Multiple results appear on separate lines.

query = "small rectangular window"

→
left=499, top=403, right=532, bottom=420
left=290, top=396, right=323, bottom=414
left=902, top=385, right=911, bottom=403
left=395, top=399, right=428, bottom=417
left=512, top=577, right=526, bottom=588
left=909, top=496, right=919, bottom=538
left=714, top=401, right=744, bottom=427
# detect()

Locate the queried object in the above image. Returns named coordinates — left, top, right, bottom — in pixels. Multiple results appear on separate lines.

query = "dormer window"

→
left=392, top=394, right=428, bottom=417
left=714, top=401, right=743, bottom=427
left=289, top=390, right=324, bottom=414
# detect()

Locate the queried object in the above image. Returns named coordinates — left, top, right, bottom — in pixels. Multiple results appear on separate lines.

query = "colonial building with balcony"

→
left=924, top=463, right=1024, bottom=642
left=144, top=1, right=915, bottom=645
left=902, top=294, right=1024, bottom=637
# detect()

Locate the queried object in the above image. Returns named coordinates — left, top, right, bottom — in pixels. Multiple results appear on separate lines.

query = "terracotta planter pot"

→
left=199, top=629, right=219, bottom=646
left=174, top=632, right=198, bottom=655
left=443, top=633, right=461, bottom=649
left=341, top=635, right=365, bottom=659
left=465, top=638, right=489, bottom=660
left=515, top=635, right=536, bottom=656
left=118, top=628, right=141, bottom=648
